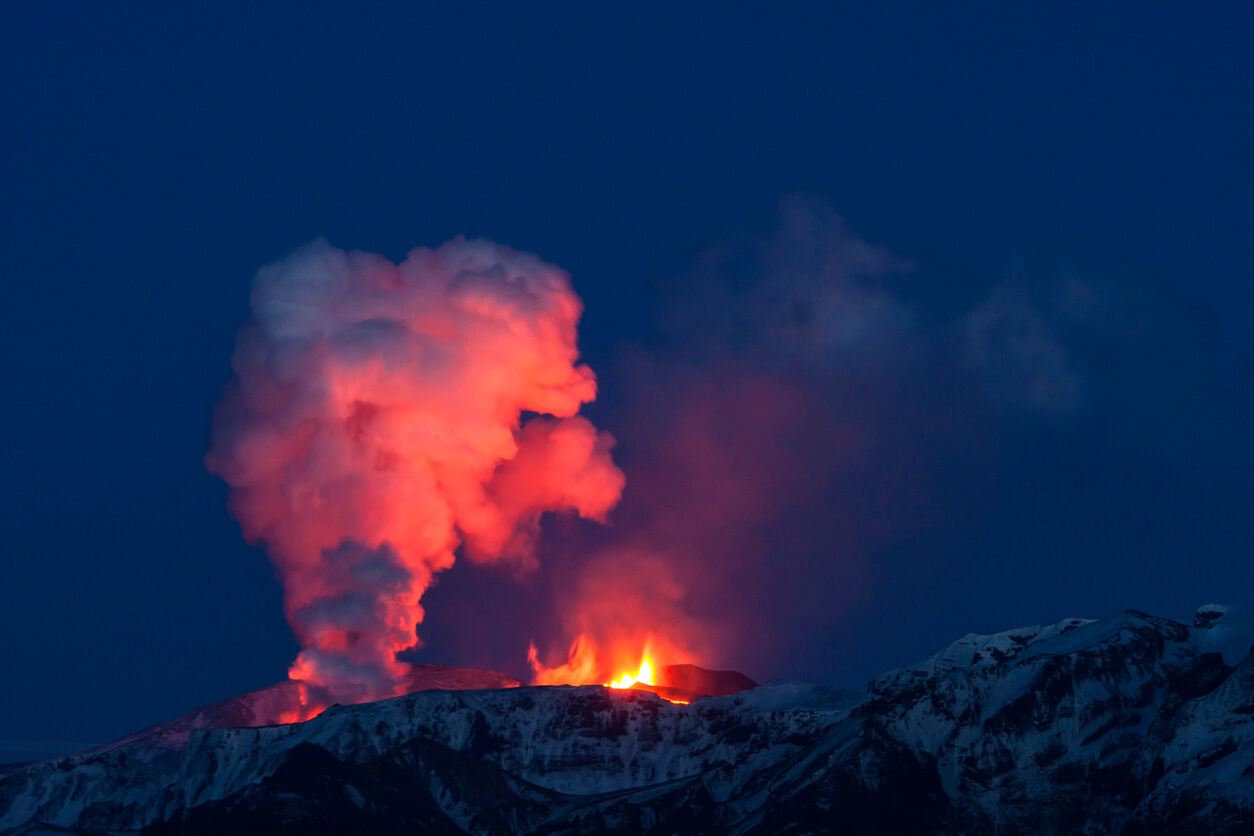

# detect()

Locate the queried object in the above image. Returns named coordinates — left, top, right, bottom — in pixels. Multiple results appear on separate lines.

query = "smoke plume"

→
left=520, top=194, right=1254, bottom=689
left=207, top=238, right=623, bottom=707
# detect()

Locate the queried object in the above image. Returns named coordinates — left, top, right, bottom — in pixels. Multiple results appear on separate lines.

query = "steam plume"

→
left=207, top=238, right=623, bottom=706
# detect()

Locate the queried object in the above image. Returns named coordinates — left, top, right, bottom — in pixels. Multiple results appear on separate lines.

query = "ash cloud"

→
left=961, top=264, right=1254, bottom=473
left=524, top=195, right=1254, bottom=685
left=213, top=202, right=1254, bottom=694
left=207, top=238, right=624, bottom=705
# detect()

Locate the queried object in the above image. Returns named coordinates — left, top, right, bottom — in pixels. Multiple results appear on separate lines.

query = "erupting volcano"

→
left=606, top=656, right=690, bottom=706
left=529, top=635, right=757, bottom=704
left=607, top=656, right=655, bottom=690
left=205, top=237, right=751, bottom=720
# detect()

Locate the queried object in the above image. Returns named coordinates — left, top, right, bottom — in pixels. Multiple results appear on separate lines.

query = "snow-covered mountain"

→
left=89, top=665, right=523, bottom=757
left=2, top=606, right=1252, bottom=835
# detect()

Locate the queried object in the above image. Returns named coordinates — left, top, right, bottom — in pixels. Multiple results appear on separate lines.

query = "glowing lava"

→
left=530, top=634, right=698, bottom=704
left=607, top=657, right=656, bottom=690
left=603, top=654, right=690, bottom=705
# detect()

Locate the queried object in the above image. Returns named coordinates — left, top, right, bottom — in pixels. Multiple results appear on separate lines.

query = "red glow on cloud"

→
left=526, top=550, right=706, bottom=694
left=207, top=238, right=624, bottom=710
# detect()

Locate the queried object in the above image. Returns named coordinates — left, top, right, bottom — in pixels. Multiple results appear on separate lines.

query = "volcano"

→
left=4, top=607, right=1254, bottom=835
left=76, top=662, right=756, bottom=759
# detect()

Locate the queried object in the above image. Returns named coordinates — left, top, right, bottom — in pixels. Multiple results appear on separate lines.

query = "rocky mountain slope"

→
left=2, top=606, right=1252, bottom=835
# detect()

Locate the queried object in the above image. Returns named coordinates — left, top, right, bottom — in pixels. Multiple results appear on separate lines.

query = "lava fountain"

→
left=606, top=655, right=690, bottom=705
left=529, top=633, right=752, bottom=704
left=607, top=656, right=655, bottom=690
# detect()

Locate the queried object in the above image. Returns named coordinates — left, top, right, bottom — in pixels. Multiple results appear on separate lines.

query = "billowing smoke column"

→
left=207, top=238, right=624, bottom=708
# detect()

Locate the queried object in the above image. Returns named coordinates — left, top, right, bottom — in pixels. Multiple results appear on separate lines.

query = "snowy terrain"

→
left=1, top=606, right=1251, bottom=835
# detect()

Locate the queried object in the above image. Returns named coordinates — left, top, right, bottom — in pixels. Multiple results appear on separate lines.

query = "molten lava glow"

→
left=278, top=706, right=321, bottom=725
left=276, top=682, right=325, bottom=724
left=530, top=633, right=693, bottom=705
left=607, top=657, right=655, bottom=689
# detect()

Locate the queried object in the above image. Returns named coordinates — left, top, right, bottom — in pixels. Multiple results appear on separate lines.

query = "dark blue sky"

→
left=2, top=3, right=1252, bottom=748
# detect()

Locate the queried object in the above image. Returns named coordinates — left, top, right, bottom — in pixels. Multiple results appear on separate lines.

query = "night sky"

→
left=3, top=3, right=1252, bottom=753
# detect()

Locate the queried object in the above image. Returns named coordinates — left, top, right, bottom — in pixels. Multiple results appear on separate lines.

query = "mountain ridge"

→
left=3, top=605, right=1252, bottom=835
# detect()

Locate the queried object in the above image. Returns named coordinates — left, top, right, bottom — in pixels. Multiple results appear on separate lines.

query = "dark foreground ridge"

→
left=2, top=606, right=1252, bottom=835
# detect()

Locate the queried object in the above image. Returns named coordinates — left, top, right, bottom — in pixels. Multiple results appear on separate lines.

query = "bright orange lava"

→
left=606, top=657, right=655, bottom=690
left=531, top=634, right=694, bottom=706
left=603, top=655, right=688, bottom=705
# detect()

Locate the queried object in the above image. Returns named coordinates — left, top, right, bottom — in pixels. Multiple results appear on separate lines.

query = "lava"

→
left=607, top=657, right=655, bottom=690
left=604, top=653, right=693, bottom=705
left=529, top=636, right=698, bottom=705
